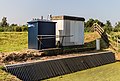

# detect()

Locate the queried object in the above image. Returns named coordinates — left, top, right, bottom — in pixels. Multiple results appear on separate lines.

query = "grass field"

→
left=0, top=32, right=100, bottom=52
left=44, top=62, right=120, bottom=81
left=0, top=66, right=21, bottom=81
left=0, top=32, right=119, bottom=81
left=0, top=32, right=28, bottom=52
left=0, top=31, right=119, bottom=52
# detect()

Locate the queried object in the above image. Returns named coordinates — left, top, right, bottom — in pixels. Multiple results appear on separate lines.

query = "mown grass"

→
left=0, top=32, right=98, bottom=52
left=44, top=62, right=120, bottom=81
left=0, top=31, right=119, bottom=52
left=0, top=32, right=28, bottom=52
left=0, top=32, right=119, bottom=81
left=0, top=32, right=107, bottom=52
left=0, top=66, right=21, bottom=81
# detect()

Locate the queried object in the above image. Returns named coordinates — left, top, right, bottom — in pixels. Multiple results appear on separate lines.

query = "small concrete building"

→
left=52, top=15, right=85, bottom=46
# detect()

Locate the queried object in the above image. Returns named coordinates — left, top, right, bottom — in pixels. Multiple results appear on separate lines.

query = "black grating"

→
left=5, top=51, right=116, bottom=81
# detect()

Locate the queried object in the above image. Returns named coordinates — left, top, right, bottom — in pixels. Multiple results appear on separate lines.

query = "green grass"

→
left=0, top=31, right=119, bottom=52
left=44, top=62, right=120, bottom=81
left=0, top=32, right=120, bottom=81
left=0, top=32, right=109, bottom=52
left=0, top=32, right=99, bottom=52
left=0, top=32, right=28, bottom=52
left=0, top=66, right=21, bottom=81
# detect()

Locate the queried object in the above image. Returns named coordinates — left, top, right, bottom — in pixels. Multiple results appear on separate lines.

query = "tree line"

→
left=85, top=18, right=120, bottom=33
left=0, top=17, right=28, bottom=32
left=1, top=17, right=120, bottom=33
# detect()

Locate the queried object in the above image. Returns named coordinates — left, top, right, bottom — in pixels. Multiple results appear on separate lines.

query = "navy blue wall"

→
left=28, top=22, right=38, bottom=49
left=38, top=22, right=56, bottom=49
left=28, top=21, right=56, bottom=50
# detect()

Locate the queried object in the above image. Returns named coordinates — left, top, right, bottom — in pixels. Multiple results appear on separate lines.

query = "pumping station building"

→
left=5, top=15, right=116, bottom=81
left=52, top=15, right=85, bottom=46
left=28, top=15, right=85, bottom=50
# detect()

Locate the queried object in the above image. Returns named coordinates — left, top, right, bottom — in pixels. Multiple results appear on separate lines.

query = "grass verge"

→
left=0, top=66, right=21, bottom=81
left=0, top=32, right=28, bottom=52
left=44, top=62, right=120, bottom=81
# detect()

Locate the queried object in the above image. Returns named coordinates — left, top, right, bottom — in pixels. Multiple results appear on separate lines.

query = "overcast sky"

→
left=0, top=0, right=120, bottom=25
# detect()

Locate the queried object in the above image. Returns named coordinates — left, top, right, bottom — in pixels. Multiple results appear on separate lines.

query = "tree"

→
left=85, top=18, right=104, bottom=28
left=113, top=22, right=120, bottom=32
left=115, top=22, right=120, bottom=28
left=94, top=19, right=104, bottom=27
left=103, top=20, right=113, bottom=33
left=105, top=20, right=112, bottom=28
left=85, top=18, right=94, bottom=28
left=85, top=18, right=104, bottom=32
left=84, top=18, right=95, bottom=32
left=0, top=17, right=9, bottom=27
left=10, top=23, right=18, bottom=27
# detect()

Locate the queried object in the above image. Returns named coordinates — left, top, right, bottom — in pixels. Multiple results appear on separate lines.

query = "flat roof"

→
left=52, top=15, right=85, bottom=21
left=27, top=20, right=56, bottom=23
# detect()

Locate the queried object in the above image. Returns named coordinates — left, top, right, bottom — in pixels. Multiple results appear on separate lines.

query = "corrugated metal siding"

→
left=53, top=19, right=84, bottom=46
left=80, top=21, right=84, bottom=44
left=63, top=20, right=70, bottom=46
left=70, top=21, right=75, bottom=44
left=64, top=20, right=84, bottom=46
left=70, top=21, right=84, bottom=45
left=5, top=51, right=115, bottom=81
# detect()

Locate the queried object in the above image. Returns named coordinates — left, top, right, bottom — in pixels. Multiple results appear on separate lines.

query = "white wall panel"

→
left=79, top=21, right=84, bottom=44
left=70, top=21, right=75, bottom=43
left=52, top=19, right=84, bottom=46
left=52, top=20, right=64, bottom=41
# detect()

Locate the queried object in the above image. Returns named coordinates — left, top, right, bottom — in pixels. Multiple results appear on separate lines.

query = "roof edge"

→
left=52, top=15, right=85, bottom=21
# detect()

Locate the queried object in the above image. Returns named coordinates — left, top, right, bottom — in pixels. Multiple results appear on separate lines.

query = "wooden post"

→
left=117, top=37, right=119, bottom=52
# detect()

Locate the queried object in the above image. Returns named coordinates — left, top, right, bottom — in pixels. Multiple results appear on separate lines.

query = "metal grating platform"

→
left=5, top=51, right=116, bottom=81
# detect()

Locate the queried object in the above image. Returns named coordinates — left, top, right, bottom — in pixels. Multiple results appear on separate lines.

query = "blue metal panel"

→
left=28, top=22, right=38, bottom=49
left=28, top=20, right=56, bottom=50
left=38, top=22, right=56, bottom=49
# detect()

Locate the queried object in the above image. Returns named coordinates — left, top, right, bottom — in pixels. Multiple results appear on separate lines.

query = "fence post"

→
left=117, top=37, right=119, bottom=52
left=96, top=38, right=100, bottom=50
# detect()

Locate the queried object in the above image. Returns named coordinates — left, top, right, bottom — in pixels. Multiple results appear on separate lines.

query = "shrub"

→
left=14, top=26, right=22, bottom=32
left=22, top=26, right=28, bottom=32
left=0, top=27, right=4, bottom=32
left=0, top=26, right=28, bottom=32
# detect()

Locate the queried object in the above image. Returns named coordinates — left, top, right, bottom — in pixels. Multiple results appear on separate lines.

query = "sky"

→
left=0, top=0, right=120, bottom=25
